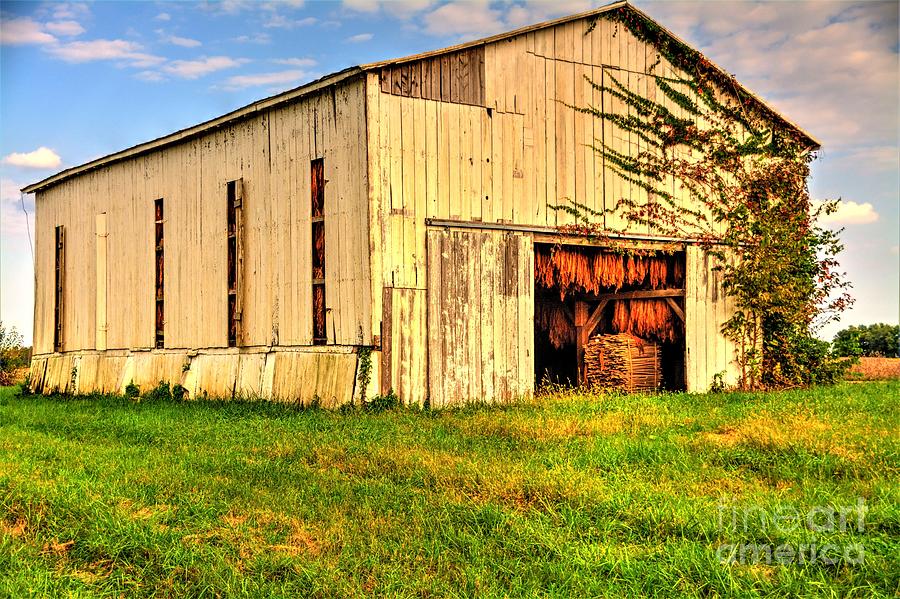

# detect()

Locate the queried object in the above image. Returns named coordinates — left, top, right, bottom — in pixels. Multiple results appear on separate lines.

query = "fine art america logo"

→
left=716, top=497, right=868, bottom=566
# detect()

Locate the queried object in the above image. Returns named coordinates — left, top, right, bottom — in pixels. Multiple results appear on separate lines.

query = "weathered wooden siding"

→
left=685, top=246, right=740, bottom=392
left=367, top=14, right=700, bottom=402
left=33, top=77, right=372, bottom=357
left=368, top=14, right=698, bottom=290
left=29, top=347, right=379, bottom=407
left=426, top=228, right=534, bottom=407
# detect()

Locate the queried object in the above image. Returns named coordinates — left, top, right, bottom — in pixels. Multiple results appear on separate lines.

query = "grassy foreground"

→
left=0, top=383, right=897, bottom=597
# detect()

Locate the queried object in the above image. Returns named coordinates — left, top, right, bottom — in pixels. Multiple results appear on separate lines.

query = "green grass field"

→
left=0, top=382, right=897, bottom=597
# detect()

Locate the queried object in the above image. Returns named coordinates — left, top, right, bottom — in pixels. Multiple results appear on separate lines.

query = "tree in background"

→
left=833, top=324, right=900, bottom=358
left=0, top=322, right=30, bottom=386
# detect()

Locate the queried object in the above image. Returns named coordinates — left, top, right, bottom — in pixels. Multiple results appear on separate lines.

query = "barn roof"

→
left=23, top=1, right=818, bottom=194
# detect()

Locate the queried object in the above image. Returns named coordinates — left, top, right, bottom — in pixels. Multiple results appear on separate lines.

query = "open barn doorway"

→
left=533, top=243, right=686, bottom=393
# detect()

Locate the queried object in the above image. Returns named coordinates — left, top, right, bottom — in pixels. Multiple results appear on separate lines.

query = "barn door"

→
left=684, top=246, right=741, bottom=391
left=426, top=228, right=534, bottom=408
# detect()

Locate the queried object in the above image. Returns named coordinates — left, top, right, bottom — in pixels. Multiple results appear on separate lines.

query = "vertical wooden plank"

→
left=440, top=55, right=451, bottom=103
left=490, top=107, right=503, bottom=223
left=556, top=51, right=575, bottom=224
left=511, top=114, right=524, bottom=223
left=517, top=234, right=534, bottom=398
left=366, top=74, right=384, bottom=344
left=502, top=234, right=517, bottom=401
left=467, top=232, right=482, bottom=401
left=501, top=114, right=513, bottom=222
left=400, top=96, right=415, bottom=287
left=459, top=104, right=472, bottom=221
left=458, top=49, right=471, bottom=105
left=480, top=108, right=493, bottom=221
left=381, top=286, right=393, bottom=395
left=474, top=46, right=486, bottom=106
left=425, top=99, right=439, bottom=219
left=410, top=60, right=422, bottom=99
left=413, top=97, right=427, bottom=286
left=426, top=230, right=443, bottom=408
left=479, top=230, right=495, bottom=401
left=532, top=52, right=547, bottom=226
left=448, top=102, right=461, bottom=219
left=449, top=52, right=461, bottom=104
left=543, top=41, right=557, bottom=226
left=438, top=102, right=451, bottom=220
left=95, top=213, right=108, bottom=351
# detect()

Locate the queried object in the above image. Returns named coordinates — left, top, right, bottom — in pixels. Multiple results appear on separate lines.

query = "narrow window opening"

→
left=54, top=225, right=65, bottom=352
left=311, top=159, right=326, bottom=345
left=227, top=180, right=244, bottom=347
left=154, top=199, right=165, bottom=349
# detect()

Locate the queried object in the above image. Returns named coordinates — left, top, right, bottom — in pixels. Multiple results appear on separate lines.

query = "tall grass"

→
left=0, top=382, right=897, bottom=597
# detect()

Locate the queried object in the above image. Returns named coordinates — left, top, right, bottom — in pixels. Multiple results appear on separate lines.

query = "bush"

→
left=364, top=390, right=400, bottom=413
left=145, top=381, right=172, bottom=402
left=124, top=382, right=140, bottom=400
left=0, top=322, right=29, bottom=386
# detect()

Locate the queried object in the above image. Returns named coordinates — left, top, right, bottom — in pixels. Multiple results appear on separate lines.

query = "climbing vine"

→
left=565, top=7, right=852, bottom=389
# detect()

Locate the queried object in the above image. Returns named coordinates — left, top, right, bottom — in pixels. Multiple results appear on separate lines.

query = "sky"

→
left=1, top=0, right=898, bottom=346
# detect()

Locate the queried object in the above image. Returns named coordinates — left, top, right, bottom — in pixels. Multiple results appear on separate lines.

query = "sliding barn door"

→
left=685, top=246, right=741, bottom=392
left=426, top=228, right=534, bottom=407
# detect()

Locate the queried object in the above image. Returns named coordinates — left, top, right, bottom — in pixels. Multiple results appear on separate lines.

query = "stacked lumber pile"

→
left=584, top=334, right=661, bottom=393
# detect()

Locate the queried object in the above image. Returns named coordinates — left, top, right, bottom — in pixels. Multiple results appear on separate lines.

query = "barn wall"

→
left=368, top=14, right=704, bottom=290
left=32, top=77, right=372, bottom=360
left=368, top=14, right=705, bottom=403
left=28, top=347, right=379, bottom=407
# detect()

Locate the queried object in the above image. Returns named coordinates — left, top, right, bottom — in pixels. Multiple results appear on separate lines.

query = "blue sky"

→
left=1, top=0, right=898, bottom=345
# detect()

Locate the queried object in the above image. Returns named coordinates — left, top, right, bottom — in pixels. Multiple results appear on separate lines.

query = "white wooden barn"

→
left=24, top=2, right=818, bottom=406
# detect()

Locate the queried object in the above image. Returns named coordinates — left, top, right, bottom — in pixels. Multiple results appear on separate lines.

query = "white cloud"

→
left=423, top=2, right=504, bottom=37
left=0, top=178, right=35, bottom=236
left=635, top=1, right=899, bottom=153
left=135, top=70, right=166, bottom=82
left=505, top=0, right=597, bottom=28
left=264, top=15, right=317, bottom=28
left=343, top=0, right=379, bottom=12
left=47, top=39, right=165, bottom=67
left=0, top=17, right=57, bottom=45
left=221, top=69, right=311, bottom=90
left=841, top=146, right=900, bottom=173
left=210, top=0, right=256, bottom=14
left=343, top=0, right=435, bottom=19
left=814, top=199, right=880, bottom=226
left=163, top=56, right=248, bottom=79
left=155, top=12, right=172, bottom=22
left=346, top=32, right=373, bottom=43
left=234, top=33, right=272, bottom=44
left=0, top=178, right=26, bottom=203
left=45, top=20, right=85, bottom=37
left=272, top=57, right=317, bottom=67
left=164, top=34, right=202, bottom=48
left=51, top=3, right=90, bottom=20
left=3, top=147, right=62, bottom=169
